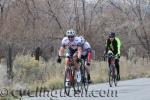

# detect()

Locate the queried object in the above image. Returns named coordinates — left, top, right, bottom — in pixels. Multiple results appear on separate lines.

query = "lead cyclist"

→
left=57, top=29, right=82, bottom=83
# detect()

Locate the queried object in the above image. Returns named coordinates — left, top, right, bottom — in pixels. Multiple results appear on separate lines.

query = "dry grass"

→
left=0, top=55, right=150, bottom=99
left=10, top=55, right=150, bottom=90
left=120, top=57, right=150, bottom=79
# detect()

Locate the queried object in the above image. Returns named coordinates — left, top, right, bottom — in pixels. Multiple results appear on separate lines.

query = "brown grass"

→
left=0, top=55, right=149, bottom=99
left=10, top=55, right=150, bottom=90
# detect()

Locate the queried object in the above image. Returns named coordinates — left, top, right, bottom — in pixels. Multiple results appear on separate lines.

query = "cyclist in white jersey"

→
left=79, top=36, right=92, bottom=83
left=57, top=29, right=82, bottom=82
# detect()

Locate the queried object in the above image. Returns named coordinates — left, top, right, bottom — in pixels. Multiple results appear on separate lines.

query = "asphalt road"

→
left=21, top=78, right=150, bottom=100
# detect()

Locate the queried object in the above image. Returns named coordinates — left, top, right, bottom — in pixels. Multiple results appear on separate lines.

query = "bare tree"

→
left=0, top=0, right=149, bottom=59
left=128, top=0, right=150, bottom=57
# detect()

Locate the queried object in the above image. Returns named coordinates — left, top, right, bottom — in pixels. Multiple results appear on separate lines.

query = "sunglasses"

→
left=109, top=36, right=115, bottom=38
left=68, top=36, right=74, bottom=38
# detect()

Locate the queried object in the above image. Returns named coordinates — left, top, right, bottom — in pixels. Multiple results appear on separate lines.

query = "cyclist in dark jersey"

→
left=105, top=32, right=121, bottom=80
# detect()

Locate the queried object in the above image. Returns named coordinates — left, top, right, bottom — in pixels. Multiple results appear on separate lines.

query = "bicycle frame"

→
left=80, top=59, right=89, bottom=93
left=105, top=53, right=118, bottom=87
left=109, top=56, right=116, bottom=78
left=63, top=56, right=82, bottom=95
left=67, top=57, right=75, bottom=86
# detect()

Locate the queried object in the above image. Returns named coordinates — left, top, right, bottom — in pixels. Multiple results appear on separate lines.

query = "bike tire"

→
left=109, top=65, right=113, bottom=87
left=73, top=69, right=82, bottom=94
left=81, top=61, right=89, bottom=93
left=64, top=68, right=71, bottom=96
left=113, top=66, right=118, bottom=86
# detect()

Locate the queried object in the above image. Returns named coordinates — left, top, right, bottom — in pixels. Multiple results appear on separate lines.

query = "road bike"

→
left=80, top=58, right=89, bottom=93
left=104, top=51, right=118, bottom=87
left=63, top=56, right=82, bottom=96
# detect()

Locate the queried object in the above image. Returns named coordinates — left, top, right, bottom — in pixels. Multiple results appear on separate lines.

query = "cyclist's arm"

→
left=58, top=38, right=66, bottom=57
left=116, top=37, right=121, bottom=55
left=105, top=39, right=109, bottom=53
left=58, top=47, right=65, bottom=57
left=77, top=46, right=82, bottom=59
left=87, top=48, right=92, bottom=63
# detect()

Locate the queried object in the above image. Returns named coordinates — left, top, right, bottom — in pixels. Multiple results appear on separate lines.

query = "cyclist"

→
left=57, top=29, right=82, bottom=82
left=104, top=32, right=121, bottom=80
left=79, top=36, right=92, bottom=83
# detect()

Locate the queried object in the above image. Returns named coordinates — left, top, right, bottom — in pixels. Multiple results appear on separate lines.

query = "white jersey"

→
left=61, top=36, right=81, bottom=50
left=82, top=41, right=91, bottom=56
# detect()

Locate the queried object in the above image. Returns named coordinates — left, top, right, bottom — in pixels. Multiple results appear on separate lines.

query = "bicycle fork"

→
left=70, top=70, right=75, bottom=85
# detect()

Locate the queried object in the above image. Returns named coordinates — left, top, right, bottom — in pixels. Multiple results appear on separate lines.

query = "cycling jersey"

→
left=81, top=41, right=91, bottom=56
left=81, top=41, right=92, bottom=63
left=105, top=37, right=121, bottom=55
left=61, top=37, right=82, bottom=49
left=61, top=36, right=82, bottom=57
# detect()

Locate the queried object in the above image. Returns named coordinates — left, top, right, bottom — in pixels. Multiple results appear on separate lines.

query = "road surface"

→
left=21, top=78, right=150, bottom=100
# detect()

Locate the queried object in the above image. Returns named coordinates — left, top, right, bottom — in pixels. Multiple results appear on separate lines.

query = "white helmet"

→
left=79, top=36, right=85, bottom=44
left=66, top=29, right=76, bottom=36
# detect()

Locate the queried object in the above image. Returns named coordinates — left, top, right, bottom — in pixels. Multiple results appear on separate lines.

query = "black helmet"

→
left=109, top=32, right=115, bottom=38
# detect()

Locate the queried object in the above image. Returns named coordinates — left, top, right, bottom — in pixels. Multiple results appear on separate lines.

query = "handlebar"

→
left=104, top=54, right=116, bottom=58
left=59, top=56, right=77, bottom=58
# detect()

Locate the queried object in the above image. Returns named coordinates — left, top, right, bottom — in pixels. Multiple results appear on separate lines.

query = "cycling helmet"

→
left=109, top=32, right=115, bottom=38
left=66, top=29, right=76, bottom=36
left=79, top=36, right=85, bottom=44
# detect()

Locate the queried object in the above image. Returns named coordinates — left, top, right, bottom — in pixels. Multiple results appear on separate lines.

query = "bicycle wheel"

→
left=113, top=66, right=117, bottom=86
left=109, top=65, right=113, bottom=87
left=81, top=62, right=89, bottom=93
left=73, top=78, right=82, bottom=94
left=64, top=68, right=71, bottom=96
left=83, top=69, right=89, bottom=92
left=73, top=69, right=83, bottom=94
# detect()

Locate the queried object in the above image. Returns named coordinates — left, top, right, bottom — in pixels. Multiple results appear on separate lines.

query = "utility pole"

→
left=7, top=44, right=13, bottom=81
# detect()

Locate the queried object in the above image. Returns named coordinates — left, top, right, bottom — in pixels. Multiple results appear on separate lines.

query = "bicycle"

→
left=80, top=58, right=89, bottom=93
left=104, top=51, right=118, bottom=87
left=63, top=56, right=82, bottom=96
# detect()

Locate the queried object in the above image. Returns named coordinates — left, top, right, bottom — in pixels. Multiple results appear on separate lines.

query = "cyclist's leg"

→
left=65, top=49, right=72, bottom=80
left=65, top=58, right=69, bottom=70
left=115, top=58, right=120, bottom=80
left=83, top=55, right=92, bottom=83
left=73, top=52, right=81, bottom=82
left=73, top=51, right=80, bottom=70
left=65, top=49, right=71, bottom=70
left=108, top=58, right=111, bottom=71
left=64, top=57, right=70, bottom=87
left=85, top=63, right=90, bottom=78
left=86, top=65, right=92, bottom=83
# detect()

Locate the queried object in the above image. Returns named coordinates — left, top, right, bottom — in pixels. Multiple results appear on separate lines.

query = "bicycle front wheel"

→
left=113, top=66, right=118, bottom=86
left=109, top=65, right=113, bottom=87
left=64, top=68, right=71, bottom=96
left=81, top=64, right=89, bottom=93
